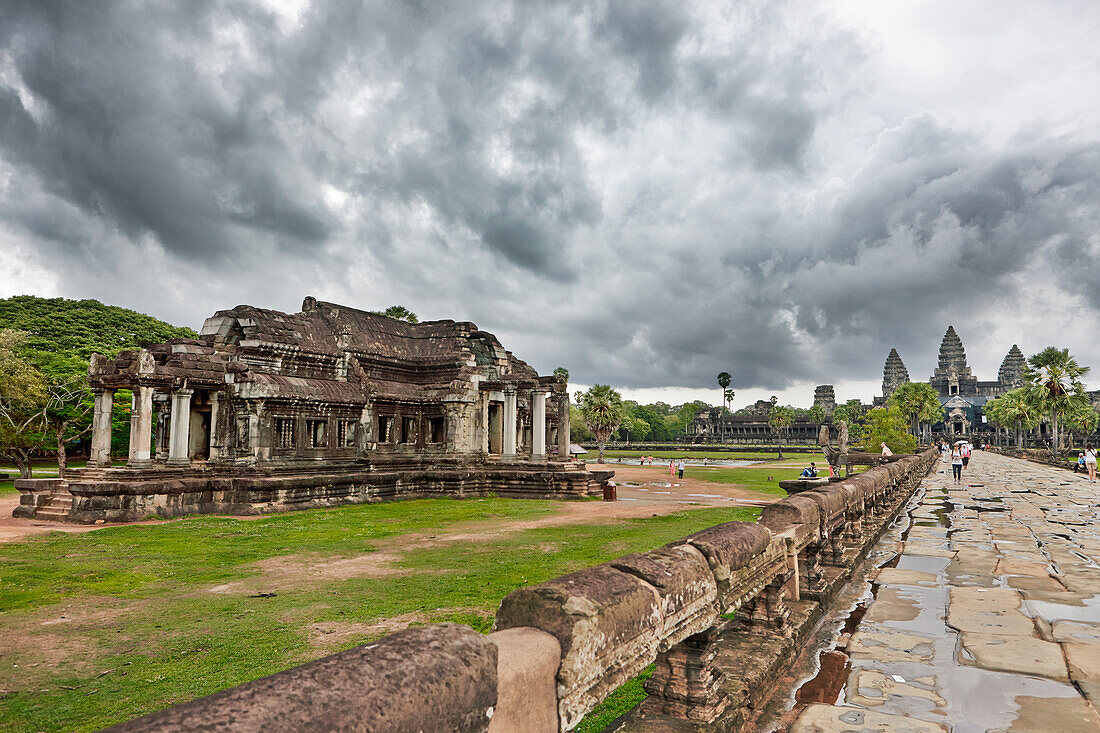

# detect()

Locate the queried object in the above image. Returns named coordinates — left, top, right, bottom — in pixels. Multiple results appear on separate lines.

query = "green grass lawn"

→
left=684, top=466, right=809, bottom=495
left=601, top=449, right=816, bottom=462
left=0, top=498, right=759, bottom=732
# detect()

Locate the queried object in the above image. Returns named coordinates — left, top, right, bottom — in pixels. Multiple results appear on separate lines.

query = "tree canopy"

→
left=0, top=296, right=196, bottom=468
left=1023, top=346, right=1091, bottom=452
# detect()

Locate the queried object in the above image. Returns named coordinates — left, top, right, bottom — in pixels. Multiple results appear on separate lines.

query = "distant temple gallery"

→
left=16, top=298, right=610, bottom=523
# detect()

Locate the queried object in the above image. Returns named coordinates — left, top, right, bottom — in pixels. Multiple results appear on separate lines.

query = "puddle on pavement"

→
left=1024, top=593, right=1100, bottom=622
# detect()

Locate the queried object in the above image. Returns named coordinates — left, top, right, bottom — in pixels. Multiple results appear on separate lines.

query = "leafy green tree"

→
left=569, top=404, right=593, bottom=442
left=888, top=382, right=942, bottom=442
left=858, top=407, right=916, bottom=454
left=768, top=405, right=795, bottom=458
left=619, top=415, right=651, bottom=443
left=578, top=385, right=625, bottom=463
left=0, top=296, right=195, bottom=468
left=0, top=330, right=49, bottom=478
left=1023, top=346, right=1091, bottom=452
left=553, top=367, right=569, bottom=384
left=373, top=305, right=418, bottom=323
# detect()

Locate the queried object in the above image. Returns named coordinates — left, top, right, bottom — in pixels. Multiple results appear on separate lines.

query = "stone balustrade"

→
left=104, top=449, right=938, bottom=733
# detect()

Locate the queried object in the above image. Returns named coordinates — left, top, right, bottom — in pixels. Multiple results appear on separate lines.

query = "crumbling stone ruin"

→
left=16, top=297, right=611, bottom=522
left=105, top=449, right=939, bottom=733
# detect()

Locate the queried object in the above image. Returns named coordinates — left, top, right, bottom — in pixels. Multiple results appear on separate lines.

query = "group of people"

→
left=1075, top=445, right=1098, bottom=482
left=939, top=439, right=973, bottom=483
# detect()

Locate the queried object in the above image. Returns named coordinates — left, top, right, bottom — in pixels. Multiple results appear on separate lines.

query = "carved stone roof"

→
left=882, top=348, right=910, bottom=396
left=998, top=344, right=1026, bottom=386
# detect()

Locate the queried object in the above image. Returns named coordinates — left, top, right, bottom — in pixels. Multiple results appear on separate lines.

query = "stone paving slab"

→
left=789, top=703, right=949, bottom=732
left=789, top=451, right=1100, bottom=733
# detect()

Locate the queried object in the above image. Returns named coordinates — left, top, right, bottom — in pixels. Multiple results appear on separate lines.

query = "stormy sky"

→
left=2, top=0, right=1099, bottom=407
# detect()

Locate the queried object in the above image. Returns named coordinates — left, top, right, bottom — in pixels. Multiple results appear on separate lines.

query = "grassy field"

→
left=600, top=448, right=822, bottom=462
left=684, top=466, right=808, bottom=495
left=0, top=497, right=759, bottom=732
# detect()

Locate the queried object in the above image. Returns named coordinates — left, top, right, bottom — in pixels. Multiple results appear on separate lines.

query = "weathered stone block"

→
left=102, top=623, right=497, bottom=732
left=759, top=495, right=820, bottom=544
left=495, top=563, right=662, bottom=731
left=487, top=627, right=561, bottom=733
left=611, top=544, right=719, bottom=650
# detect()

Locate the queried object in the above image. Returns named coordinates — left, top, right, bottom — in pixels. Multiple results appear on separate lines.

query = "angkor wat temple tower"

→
left=813, top=384, right=836, bottom=414
left=929, top=326, right=978, bottom=396
left=998, top=344, right=1026, bottom=388
left=881, top=348, right=910, bottom=398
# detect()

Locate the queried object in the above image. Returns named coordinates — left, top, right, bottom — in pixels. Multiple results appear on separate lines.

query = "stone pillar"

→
left=89, top=388, right=115, bottom=467
left=643, top=627, right=729, bottom=722
left=127, top=385, right=154, bottom=467
left=480, top=395, right=490, bottom=453
left=208, top=392, right=222, bottom=461
left=558, top=393, right=571, bottom=458
left=167, top=389, right=193, bottom=467
left=531, top=391, right=547, bottom=458
left=503, top=387, right=518, bottom=457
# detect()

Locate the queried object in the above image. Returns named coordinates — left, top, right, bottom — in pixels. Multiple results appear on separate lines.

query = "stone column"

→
left=503, top=387, right=518, bottom=457
left=480, top=395, right=490, bottom=453
left=558, top=393, right=571, bottom=458
left=531, top=391, right=547, bottom=458
left=127, top=385, right=154, bottom=467
left=89, top=388, right=115, bottom=467
left=167, top=389, right=193, bottom=467
left=208, top=392, right=221, bottom=461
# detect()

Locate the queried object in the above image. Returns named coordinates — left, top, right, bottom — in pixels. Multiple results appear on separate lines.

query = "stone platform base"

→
left=14, top=458, right=614, bottom=524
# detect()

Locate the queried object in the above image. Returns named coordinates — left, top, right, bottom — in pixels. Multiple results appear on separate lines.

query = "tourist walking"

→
left=951, top=445, right=963, bottom=483
left=1085, top=443, right=1098, bottom=483
left=961, top=442, right=971, bottom=471
left=669, top=460, right=675, bottom=476
left=677, top=458, right=685, bottom=479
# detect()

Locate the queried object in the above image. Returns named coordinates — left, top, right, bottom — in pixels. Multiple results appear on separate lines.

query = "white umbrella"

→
left=955, top=439, right=968, bottom=445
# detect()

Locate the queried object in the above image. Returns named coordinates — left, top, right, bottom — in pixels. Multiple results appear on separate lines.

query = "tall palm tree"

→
left=889, top=382, right=942, bottom=443
left=1023, top=347, right=1091, bottom=452
left=717, top=373, right=732, bottom=413
left=768, top=405, right=795, bottom=459
left=993, top=388, right=1041, bottom=449
left=578, top=384, right=625, bottom=464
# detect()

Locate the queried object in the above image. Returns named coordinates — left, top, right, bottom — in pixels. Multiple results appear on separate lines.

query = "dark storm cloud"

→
left=2, top=0, right=1100, bottom=395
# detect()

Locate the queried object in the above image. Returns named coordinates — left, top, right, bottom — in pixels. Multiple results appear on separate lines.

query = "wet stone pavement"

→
left=787, top=450, right=1100, bottom=733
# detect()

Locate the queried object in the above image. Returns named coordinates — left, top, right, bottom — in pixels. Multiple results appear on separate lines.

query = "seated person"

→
left=1077, top=452, right=1086, bottom=472
left=800, top=462, right=818, bottom=478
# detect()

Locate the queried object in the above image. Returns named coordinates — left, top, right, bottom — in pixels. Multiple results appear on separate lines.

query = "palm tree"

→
left=717, top=373, right=732, bottom=413
left=1064, top=402, right=1099, bottom=449
left=1023, top=347, right=1091, bottom=453
left=992, top=388, right=1041, bottom=449
left=578, top=384, right=625, bottom=464
left=888, top=382, right=942, bottom=443
left=553, top=367, right=569, bottom=384
left=768, top=405, right=795, bottom=459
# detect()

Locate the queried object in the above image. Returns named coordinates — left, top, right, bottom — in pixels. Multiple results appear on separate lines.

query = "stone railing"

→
left=104, top=449, right=938, bottom=733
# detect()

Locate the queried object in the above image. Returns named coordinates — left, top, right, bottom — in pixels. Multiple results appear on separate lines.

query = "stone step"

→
left=34, top=507, right=70, bottom=520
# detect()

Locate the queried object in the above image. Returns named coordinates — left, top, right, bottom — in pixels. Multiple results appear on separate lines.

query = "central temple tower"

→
left=929, top=326, right=978, bottom=396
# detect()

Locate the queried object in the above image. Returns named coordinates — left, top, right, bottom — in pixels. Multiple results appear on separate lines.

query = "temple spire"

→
left=882, top=348, right=910, bottom=398
left=998, top=344, right=1026, bottom=387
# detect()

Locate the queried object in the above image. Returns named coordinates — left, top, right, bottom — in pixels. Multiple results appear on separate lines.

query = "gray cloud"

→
left=2, top=0, right=1100, bottom=398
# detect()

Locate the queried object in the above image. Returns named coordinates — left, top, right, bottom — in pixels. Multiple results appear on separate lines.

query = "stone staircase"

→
left=32, top=485, right=74, bottom=522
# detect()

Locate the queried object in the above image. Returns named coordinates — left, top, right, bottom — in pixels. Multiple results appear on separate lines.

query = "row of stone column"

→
left=88, top=386, right=195, bottom=468
left=498, top=387, right=556, bottom=458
